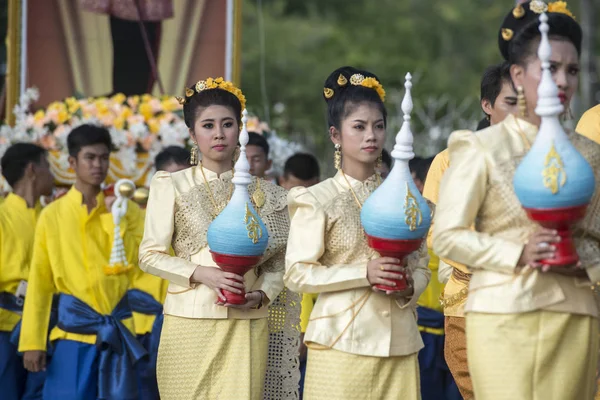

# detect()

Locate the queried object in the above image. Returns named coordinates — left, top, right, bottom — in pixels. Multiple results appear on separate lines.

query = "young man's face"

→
left=246, top=144, right=272, bottom=178
left=482, top=81, right=518, bottom=126
left=279, top=174, right=319, bottom=191
left=69, top=144, right=110, bottom=187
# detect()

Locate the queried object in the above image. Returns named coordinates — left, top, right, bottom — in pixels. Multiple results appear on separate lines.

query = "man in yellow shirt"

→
left=0, top=143, right=54, bottom=400
left=576, top=104, right=600, bottom=144
left=130, top=146, right=188, bottom=400
left=19, top=125, right=145, bottom=400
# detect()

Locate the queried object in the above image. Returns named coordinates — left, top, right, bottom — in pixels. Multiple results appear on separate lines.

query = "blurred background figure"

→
left=409, top=156, right=433, bottom=194
left=0, top=143, right=53, bottom=400
left=247, top=132, right=272, bottom=179
left=154, top=145, right=189, bottom=173
left=278, top=153, right=320, bottom=191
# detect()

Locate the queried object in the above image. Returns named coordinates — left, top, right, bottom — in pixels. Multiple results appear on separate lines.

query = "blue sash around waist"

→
left=57, top=294, right=147, bottom=400
left=127, top=289, right=164, bottom=357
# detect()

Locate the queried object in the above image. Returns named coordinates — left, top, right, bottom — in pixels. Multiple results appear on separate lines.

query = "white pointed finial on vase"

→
left=232, top=109, right=252, bottom=187
left=535, top=13, right=564, bottom=119
left=391, top=73, right=415, bottom=164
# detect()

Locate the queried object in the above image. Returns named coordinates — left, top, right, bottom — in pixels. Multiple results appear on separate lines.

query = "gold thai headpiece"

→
left=176, top=77, right=247, bottom=111
left=323, top=73, right=386, bottom=102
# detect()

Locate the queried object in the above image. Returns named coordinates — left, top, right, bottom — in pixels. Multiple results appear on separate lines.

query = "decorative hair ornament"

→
left=178, top=77, right=247, bottom=111
left=513, top=4, right=526, bottom=18
left=530, top=0, right=548, bottom=14
left=324, top=88, right=334, bottom=99
left=337, top=74, right=348, bottom=86
left=502, top=28, right=514, bottom=41
left=348, top=74, right=386, bottom=102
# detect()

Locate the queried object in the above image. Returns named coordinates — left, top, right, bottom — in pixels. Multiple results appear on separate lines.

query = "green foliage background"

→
left=240, top=0, right=588, bottom=172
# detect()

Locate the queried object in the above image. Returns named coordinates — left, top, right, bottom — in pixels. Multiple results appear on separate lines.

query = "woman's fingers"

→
left=213, top=288, right=227, bottom=303
left=223, top=272, right=245, bottom=282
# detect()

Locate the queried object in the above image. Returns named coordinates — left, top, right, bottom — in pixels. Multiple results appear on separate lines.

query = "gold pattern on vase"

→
left=542, top=141, right=567, bottom=194
left=404, top=183, right=423, bottom=231
left=244, top=203, right=263, bottom=244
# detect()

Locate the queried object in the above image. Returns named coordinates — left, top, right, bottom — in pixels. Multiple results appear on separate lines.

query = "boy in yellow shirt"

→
left=19, top=125, right=145, bottom=400
left=0, top=143, right=54, bottom=400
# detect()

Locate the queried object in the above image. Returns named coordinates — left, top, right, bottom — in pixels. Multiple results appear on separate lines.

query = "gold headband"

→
left=323, top=73, right=386, bottom=102
left=176, top=77, right=247, bottom=110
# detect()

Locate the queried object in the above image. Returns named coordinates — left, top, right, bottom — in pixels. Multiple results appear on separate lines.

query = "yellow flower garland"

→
left=547, top=1, right=575, bottom=19
left=181, top=76, right=247, bottom=110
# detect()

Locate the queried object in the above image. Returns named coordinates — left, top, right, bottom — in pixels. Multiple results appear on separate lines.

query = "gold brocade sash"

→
left=439, top=269, right=471, bottom=310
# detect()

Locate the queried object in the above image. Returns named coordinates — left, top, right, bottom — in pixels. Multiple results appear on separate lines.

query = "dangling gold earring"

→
left=517, top=86, right=528, bottom=118
left=190, top=143, right=198, bottom=165
left=334, top=144, right=342, bottom=170
left=375, top=153, right=382, bottom=169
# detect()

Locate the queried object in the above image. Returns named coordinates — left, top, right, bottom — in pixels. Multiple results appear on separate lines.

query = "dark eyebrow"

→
left=200, top=118, right=215, bottom=122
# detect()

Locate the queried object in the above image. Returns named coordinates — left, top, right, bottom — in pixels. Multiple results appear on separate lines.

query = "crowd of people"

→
left=1, top=1, right=600, bottom=399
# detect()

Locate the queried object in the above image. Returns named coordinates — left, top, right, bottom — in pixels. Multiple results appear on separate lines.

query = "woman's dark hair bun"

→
left=323, top=66, right=387, bottom=129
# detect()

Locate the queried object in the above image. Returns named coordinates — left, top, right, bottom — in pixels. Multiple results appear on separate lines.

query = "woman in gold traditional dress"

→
left=433, top=2, right=600, bottom=399
left=284, top=66, right=431, bottom=400
left=139, top=78, right=299, bottom=399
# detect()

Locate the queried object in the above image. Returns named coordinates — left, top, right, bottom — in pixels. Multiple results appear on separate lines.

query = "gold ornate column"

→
left=5, top=0, right=21, bottom=126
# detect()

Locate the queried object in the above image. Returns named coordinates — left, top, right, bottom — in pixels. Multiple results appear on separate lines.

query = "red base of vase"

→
left=210, top=252, right=262, bottom=304
left=366, top=235, right=424, bottom=291
left=524, top=204, right=588, bottom=267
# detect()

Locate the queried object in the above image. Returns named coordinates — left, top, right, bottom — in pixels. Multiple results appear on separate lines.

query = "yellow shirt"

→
left=18, top=186, right=143, bottom=352
left=285, top=172, right=431, bottom=357
left=139, top=166, right=289, bottom=320
left=0, top=194, right=41, bottom=332
left=300, top=293, right=317, bottom=333
left=423, top=149, right=470, bottom=317
left=416, top=249, right=444, bottom=313
left=432, top=114, right=600, bottom=317
left=576, top=104, right=600, bottom=144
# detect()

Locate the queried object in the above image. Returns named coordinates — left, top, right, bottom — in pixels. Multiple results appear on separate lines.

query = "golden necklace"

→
left=340, top=169, right=381, bottom=210
left=200, top=163, right=234, bottom=216
left=514, top=117, right=532, bottom=151
left=200, top=164, right=265, bottom=216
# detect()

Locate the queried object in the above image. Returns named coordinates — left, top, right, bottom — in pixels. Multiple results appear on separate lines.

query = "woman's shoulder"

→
left=288, top=178, right=340, bottom=207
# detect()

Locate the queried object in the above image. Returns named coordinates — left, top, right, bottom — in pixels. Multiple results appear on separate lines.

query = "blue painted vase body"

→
left=361, top=163, right=431, bottom=240
left=513, top=130, right=595, bottom=209
left=207, top=188, right=269, bottom=256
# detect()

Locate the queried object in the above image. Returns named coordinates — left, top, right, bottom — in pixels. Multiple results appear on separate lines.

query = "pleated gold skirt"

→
left=467, top=311, right=598, bottom=400
left=304, top=347, right=421, bottom=400
left=156, top=315, right=268, bottom=400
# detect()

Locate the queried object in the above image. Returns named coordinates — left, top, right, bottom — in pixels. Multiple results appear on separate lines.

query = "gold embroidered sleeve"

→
left=284, top=187, right=370, bottom=293
left=139, top=172, right=198, bottom=288
left=432, top=130, right=524, bottom=274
